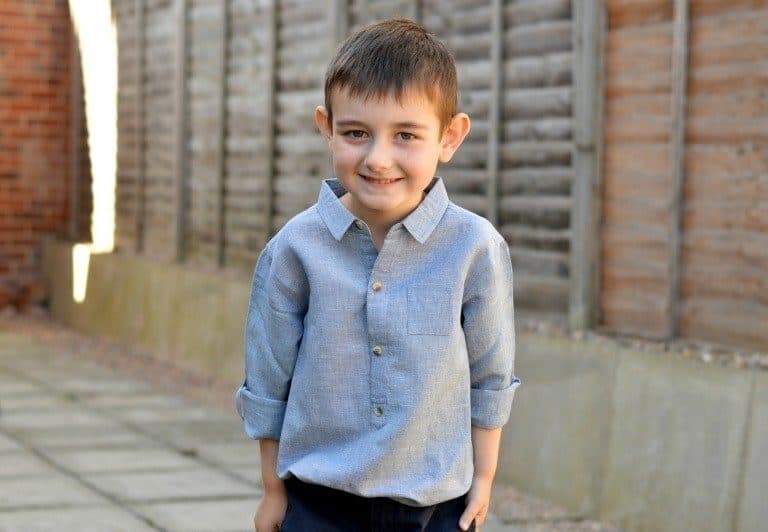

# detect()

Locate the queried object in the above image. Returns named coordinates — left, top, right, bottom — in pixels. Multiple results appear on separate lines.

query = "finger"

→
left=459, top=504, right=481, bottom=531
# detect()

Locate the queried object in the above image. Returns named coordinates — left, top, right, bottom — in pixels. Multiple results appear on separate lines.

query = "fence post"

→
left=213, top=0, right=230, bottom=266
left=667, top=0, right=690, bottom=339
left=486, top=0, right=503, bottom=228
left=172, top=0, right=188, bottom=263
left=262, top=0, right=277, bottom=244
left=134, top=0, right=145, bottom=254
left=569, top=0, right=605, bottom=330
left=68, top=35, right=83, bottom=241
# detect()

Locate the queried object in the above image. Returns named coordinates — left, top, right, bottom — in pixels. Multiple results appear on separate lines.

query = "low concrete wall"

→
left=42, top=239, right=249, bottom=384
left=43, top=239, right=765, bottom=532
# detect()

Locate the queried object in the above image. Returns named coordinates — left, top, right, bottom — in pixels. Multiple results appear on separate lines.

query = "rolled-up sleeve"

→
left=462, top=236, right=521, bottom=429
left=235, top=241, right=308, bottom=440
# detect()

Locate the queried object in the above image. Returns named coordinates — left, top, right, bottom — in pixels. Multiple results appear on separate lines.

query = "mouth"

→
left=359, top=174, right=403, bottom=185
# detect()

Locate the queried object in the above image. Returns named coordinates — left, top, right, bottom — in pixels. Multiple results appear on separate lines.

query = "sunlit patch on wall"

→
left=72, top=243, right=91, bottom=303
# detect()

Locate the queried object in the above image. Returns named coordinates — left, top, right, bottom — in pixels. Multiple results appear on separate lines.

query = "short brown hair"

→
left=323, top=18, right=458, bottom=133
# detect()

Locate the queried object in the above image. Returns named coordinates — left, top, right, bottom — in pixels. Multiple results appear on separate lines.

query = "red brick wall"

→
left=0, top=0, right=74, bottom=310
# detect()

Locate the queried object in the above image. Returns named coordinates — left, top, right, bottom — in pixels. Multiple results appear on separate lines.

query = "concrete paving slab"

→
left=109, top=404, right=217, bottom=424
left=0, top=408, right=116, bottom=431
left=44, top=447, right=201, bottom=474
left=0, top=332, right=32, bottom=347
left=82, top=468, right=256, bottom=503
left=82, top=392, right=187, bottom=409
left=0, top=393, right=66, bottom=411
left=53, top=377, right=154, bottom=395
left=0, top=505, right=157, bottom=531
left=131, top=497, right=258, bottom=532
left=139, top=419, right=247, bottom=446
left=0, top=452, right=58, bottom=477
left=0, top=433, right=23, bottom=452
left=3, top=357, right=94, bottom=374
left=190, top=442, right=261, bottom=467
left=0, top=379, right=41, bottom=396
left=0, top=475, right=104, bottom=509
left=0, top=345, right=49, bottom=359
left=18, top=425, right=158, bottom=449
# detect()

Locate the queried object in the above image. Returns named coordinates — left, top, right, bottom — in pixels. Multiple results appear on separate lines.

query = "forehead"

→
left=330, top=86, right=441, bottom=126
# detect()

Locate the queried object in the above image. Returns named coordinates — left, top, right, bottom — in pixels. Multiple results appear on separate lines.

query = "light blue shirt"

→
left=235, top=176, right=521, bottom=506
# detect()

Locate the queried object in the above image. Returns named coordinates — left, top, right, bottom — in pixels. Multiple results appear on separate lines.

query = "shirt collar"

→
left=317, top=176, right=450, bottom=244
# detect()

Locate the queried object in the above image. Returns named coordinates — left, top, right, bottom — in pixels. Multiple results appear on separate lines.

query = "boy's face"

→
left=315, top=86, right=470, bottom=224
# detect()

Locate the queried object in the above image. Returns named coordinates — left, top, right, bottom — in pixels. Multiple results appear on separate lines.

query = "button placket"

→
left=367, top=269, right=388, bottom=425
left=365, top=230, right=402, bottom=427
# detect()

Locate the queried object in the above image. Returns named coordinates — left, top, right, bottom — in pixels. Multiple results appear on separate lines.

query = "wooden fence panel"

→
left=223, top=0, right=275, bottom=273
left=107, top=0, right=768, bottom=351
left=600, top=0, right=674, bottom=337
left=271, top=0, right=330, bottom=231
left=438, top=0, right=493, bottom=218
left=185, top=0, right=222, bottom=269
left=498, top=0, right=573, bottom=312
left=679, top=2, right=768, bottom=350
left=113, top=0, right=141, bottom=253
left=141, top=0, right=176, bottom=261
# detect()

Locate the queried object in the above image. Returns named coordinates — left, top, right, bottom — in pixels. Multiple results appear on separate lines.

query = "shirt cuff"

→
left=235, top=384, right=286, bottom=440
left=470, top=377, right=522, bottom=429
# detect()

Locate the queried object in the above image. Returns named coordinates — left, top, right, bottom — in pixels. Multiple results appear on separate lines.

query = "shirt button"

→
left=354, top=219, right=364, bottom=229
left=373, top=345, right=382, bottom=356
left=372, top=282, right=382, bottom=292
left=374, top=406, right=383, bottom=417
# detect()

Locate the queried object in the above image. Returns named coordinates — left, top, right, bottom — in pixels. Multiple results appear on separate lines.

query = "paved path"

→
left=0, top=320, right=617, bottom=531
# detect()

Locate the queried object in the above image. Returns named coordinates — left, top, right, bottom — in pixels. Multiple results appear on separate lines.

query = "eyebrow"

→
left=335, top=120, right=429, bottom=130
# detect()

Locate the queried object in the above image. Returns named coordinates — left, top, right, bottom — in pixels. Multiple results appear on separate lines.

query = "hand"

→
left=253, top=483, right=288, bottom=532
left=459, top=475, right=493, bottom=531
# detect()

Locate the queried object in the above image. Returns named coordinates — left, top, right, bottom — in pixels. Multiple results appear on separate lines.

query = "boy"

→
left=235, top=18, right=520, bottom=532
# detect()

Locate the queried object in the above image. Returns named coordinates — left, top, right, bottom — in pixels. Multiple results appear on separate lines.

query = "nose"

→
left=364, top=138, right=393, bottom=174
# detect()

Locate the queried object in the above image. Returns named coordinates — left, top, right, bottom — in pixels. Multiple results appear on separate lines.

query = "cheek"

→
left=401, top=149, right=439, bottom=174
left=331, top=142, right=361, bottom=167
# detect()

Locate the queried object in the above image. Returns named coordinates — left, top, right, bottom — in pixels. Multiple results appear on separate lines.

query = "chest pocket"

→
left=407, top=284, right=453, bottom=336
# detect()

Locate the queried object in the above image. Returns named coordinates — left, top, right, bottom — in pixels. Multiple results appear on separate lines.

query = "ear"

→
left=438, top=112, right=471, bottom=163
left=314, top=105, right=333, bottom=143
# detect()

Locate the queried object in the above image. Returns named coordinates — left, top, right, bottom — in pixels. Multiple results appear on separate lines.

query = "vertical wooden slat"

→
left=325, top=0, right=348, bottom=181
left=330, top=0, right=349, bottom=44
left=569, top=0, right=605, bottom=329
left=486, top=0, right=503, bottom=228
left=263, top=0, right=277, bottom=243
left=135, top=0, right=145, bottom=254
left=667, top=0, right=690, bottom=339
left=214, top=0, right=229, bottom=266
left=172, top=0, right=188, bottom=262
left=408, top=0, right=421, bottom=23
left=68, top=33, right=83, bottom=241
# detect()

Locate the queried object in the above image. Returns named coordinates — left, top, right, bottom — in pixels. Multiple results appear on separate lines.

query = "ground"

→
left=0, top=311, right=620, bottom=531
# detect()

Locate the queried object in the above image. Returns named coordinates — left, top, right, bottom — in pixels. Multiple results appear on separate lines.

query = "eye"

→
left=343, top=130, right=368, bottom=139
left=397, top=132, right=416, bottom=141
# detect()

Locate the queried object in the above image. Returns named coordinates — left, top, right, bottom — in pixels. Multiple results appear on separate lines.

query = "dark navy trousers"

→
left=279, top=476, right=476, bottom=532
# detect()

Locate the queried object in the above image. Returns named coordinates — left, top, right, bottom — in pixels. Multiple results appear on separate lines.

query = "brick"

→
left=0, top=0, right=77, bottom=306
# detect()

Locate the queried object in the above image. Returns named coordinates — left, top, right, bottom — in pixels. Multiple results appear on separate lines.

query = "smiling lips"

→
left=360, top=174, right=402, bottom=185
